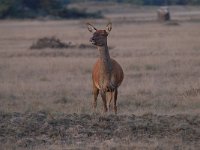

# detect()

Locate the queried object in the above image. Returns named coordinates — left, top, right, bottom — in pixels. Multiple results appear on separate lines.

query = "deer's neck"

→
left=97, top=44, right=112, bottom=80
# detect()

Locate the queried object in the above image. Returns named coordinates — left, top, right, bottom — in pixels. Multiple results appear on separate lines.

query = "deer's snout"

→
left=90, top=37, right=95, bottom=42
left=90, top=37, right=96, bottom=45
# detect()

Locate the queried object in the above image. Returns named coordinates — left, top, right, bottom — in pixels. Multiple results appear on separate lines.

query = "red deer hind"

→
left=87, top=22, right=124, bottom=114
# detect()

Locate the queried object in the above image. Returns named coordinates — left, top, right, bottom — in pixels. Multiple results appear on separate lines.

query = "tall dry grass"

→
left=0, top=14, right=200, bottom=116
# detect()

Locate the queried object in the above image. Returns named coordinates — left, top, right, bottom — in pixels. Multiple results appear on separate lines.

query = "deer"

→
left=87, top=22, right=124, bottom=114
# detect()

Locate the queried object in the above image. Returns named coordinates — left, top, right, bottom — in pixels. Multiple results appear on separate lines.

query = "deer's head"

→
left=87, top=22, right=112, bottom=46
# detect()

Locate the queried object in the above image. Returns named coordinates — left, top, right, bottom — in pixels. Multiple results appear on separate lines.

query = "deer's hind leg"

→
left=113, top=88, right=118, bottom=114
left=107, top=92, right=113, bottom=112
left=93, top=82, right=99, bottom=110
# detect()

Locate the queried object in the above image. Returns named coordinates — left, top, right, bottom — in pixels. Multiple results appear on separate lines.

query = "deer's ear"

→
left=87, top=23, right=97, bottom=33
left=106, top=22, right=112, bottom=34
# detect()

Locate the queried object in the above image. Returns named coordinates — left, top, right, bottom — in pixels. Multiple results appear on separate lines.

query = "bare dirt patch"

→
left=0, top=112, right=199, bottom=149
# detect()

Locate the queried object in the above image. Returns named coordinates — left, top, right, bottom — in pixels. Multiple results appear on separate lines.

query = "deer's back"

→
left=92, top=58, right=124, bottom=89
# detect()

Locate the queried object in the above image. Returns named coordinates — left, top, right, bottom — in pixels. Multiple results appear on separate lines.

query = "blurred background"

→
left=0, top=0, right=200, bottom=19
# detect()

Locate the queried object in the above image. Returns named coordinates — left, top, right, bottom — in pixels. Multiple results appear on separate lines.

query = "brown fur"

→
left=87, top=22, right=124, bottom=114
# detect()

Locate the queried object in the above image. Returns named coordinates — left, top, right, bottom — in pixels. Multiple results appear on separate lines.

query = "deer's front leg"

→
left=93, top=83, right=99, bottom=110
left=100, top=90, right=107, bottom=113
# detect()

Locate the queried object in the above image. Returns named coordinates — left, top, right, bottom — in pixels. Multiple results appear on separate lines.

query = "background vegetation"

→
left=1, top=0, right=200, bottom=19
left=73, top=0, right=200, bottom=5
left=78, top=0, right=200, bottom=5
left=0, top=0, right=102, bottom=19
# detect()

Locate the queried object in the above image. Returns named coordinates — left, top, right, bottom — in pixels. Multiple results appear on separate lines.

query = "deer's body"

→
left=92, top=57, right=123, bottom=92
left=87, top=23, right=124, bottom=114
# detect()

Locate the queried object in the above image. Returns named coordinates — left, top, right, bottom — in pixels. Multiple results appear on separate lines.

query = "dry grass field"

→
left=0, top=4, right=200, bottom=149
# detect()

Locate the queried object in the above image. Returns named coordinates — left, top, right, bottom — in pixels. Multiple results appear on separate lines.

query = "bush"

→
left=30, top=36, right=96, bottom=49
left=58, top=8, right=102, bottom=19
left=30, top=37, right=70, bottom=49
left=0, top=0, right=103, bottom=19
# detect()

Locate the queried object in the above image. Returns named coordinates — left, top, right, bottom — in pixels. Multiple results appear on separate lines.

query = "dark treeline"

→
left=73, top=0, right=200, bottom=5
left=146, top=0, right=199, bottom=5
left=133, top=0, right=200, bottom=5
left=0, top=0, right=102, bottom=19
left=0, top=0, right=200, bottom=19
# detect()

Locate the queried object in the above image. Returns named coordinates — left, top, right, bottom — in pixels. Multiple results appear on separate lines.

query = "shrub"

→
left=58, top=8, right=102, bottom=19
left=0, top=0, right=103, bottom=19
